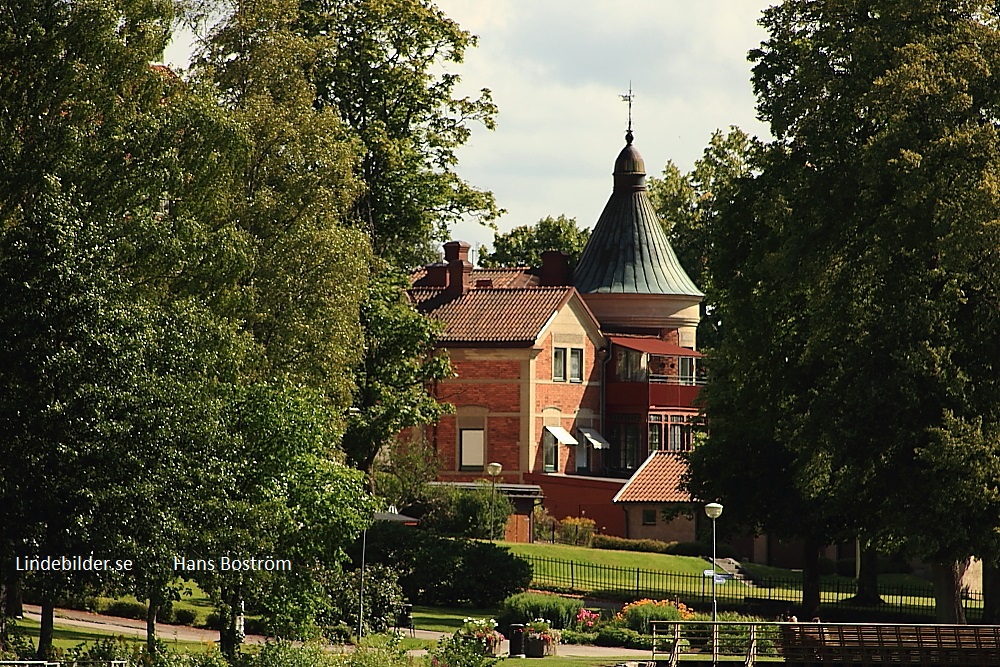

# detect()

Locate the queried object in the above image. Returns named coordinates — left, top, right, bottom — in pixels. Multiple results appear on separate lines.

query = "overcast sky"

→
left=163, top=1, right=776, bottom=264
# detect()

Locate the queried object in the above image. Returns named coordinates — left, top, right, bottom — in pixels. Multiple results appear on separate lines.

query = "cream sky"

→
left=163, top=1, right=776, bottom=263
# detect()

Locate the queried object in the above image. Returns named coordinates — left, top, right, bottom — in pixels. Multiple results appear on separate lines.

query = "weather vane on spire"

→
left=620, top=82, right=635, bottom=143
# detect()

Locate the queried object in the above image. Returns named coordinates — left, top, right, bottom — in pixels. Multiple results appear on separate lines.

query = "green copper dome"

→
left=574, top=132, right=703, bottom=297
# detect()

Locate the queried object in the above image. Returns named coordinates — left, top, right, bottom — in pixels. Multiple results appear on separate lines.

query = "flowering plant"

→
left=457, top=617, right=505, bottom=652
left=575, top=608, right=600, bottom=630
left=524, top=618, right=561, bottom=644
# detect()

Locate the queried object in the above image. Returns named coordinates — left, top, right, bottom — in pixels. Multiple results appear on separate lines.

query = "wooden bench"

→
left=780, top=622, right=1000, bottom=666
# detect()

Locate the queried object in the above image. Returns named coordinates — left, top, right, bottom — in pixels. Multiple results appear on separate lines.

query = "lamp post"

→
left=487, top=462, right=503, bottom=541
left=705, top=502, right=723, bottom=621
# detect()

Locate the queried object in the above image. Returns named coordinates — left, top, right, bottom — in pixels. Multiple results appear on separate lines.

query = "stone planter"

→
left=524, top=636, right=557, bottom=657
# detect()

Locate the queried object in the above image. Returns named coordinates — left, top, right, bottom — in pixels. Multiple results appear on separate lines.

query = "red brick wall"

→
left=623, top=504, right=697, bottom=542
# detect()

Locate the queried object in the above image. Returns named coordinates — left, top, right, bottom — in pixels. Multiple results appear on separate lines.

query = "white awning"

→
left=544, top=425, right=578, bottom=445
left=578, top=427, right=610, bottom=450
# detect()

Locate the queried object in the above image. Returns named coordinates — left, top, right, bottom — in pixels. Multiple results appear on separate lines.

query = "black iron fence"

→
left=521, top=554, right=983, bottom=621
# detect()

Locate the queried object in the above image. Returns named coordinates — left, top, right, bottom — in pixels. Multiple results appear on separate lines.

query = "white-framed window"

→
left=460, top=429, right=485, bottom=470
left=553, top=347, right=567, bottom=382
left=569, top=348, right=583, bottom=382
left=642, top=509, right=657, bottom=525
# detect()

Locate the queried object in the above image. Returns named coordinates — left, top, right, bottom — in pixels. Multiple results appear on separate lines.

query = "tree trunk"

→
left=217, top=589, right=243, bottom=661
left=801, top=538, right=822, bottom=620
left=983, top=561, right=1000, bottom=623
left=146, top=600, right=158, bottom=656
left=932, top=559, right=969, bottom=623
left=36, top=601, right=54, bottom=659
left=855, top=545, right=883, bottom=605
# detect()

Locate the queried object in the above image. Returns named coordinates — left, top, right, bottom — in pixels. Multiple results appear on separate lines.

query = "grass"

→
left=533, top=658, right=657, bottom=667
left=506, top=541, right=717, bottom=575
left=14, top=615, right=211, bottom=653
left=412, top=605, right=498, bottom=633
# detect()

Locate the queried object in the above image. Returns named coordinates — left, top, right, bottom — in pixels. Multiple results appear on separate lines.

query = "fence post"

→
left=636, top=567, right=640, bottom=598
left=571, top=561, right=575, bottom=590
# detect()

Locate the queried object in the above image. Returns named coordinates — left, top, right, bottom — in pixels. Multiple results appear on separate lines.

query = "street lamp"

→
left=705, top=502, right=723, bottom=622
left=487, top=462, right=503, bottom=541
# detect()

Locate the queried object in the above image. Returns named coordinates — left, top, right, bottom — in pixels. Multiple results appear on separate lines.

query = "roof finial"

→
left=620, top=82, right=635, bottom=144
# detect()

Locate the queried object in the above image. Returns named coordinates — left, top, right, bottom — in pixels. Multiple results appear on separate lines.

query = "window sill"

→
left=459, top=466, right=484, bottom=472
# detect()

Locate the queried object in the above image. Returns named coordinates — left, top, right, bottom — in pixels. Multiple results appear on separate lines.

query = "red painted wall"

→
left=524, top=473, right=626, bottom=537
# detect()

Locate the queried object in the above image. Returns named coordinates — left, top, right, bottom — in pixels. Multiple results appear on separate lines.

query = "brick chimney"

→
left=443, top=240, right=471, bottom=263
left=424, top=262, right=449, bottom=288
left=446, top=259, right=473, bottom=296
left=540, top=250, right=571, bottom=286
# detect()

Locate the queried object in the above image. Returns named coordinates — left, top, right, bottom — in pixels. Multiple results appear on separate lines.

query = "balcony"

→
left=605, top=375, right=704, bottom=410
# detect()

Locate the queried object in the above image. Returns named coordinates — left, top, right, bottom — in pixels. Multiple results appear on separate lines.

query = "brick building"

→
left=410, top=131, right=704, bottom=539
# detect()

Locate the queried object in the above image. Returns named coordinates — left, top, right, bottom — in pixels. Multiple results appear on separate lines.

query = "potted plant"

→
left=456, top=617, right=505, bottom=655
left=524, top=619, right=560, bottom=657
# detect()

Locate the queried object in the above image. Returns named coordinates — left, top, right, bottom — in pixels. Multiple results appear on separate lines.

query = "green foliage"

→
left=351, top=522, right=531, bottom=607
left=420, top=482, right=514, bottom=540
left=237, top=640, right=340, bottom=667
left=593, top=626, right=649, bottom=650
left=302, top=0, right=501, bottom=268
left=172, top=609, right=198, bottom=626
left=427, top=633, right=502, bottom=667
left=555, top=517, right=595, bottom=547
left=533, top=506, right=558, bottom=542
left=497, top=592, right=582, bottom=633
left=618, top=600, right=688, bottom=633
left=343, top=267, right=453, bottom=474
left=102, top=601, right=150, bottom=621
left=667, top=542, right=739, bottom=560
left=689, top=0, right=1000, bottom=622
left=325, top=564, right=404, bottom=636
left=648, top=128, right=754, bottom=348
left=373, top=435, right=441, bottom=511
left=479, top=215, right=590, bottom=269
left=593, top=535, right=676, bottom=554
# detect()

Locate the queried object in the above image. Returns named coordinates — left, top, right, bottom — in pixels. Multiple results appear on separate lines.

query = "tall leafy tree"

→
left=690, top=0, right=1000, bottom=622
left=649, top=128, right=754, bottom=348
left=302, top=0, right=502, bottom=268
left=478, top=215, right=591, bottom=270
left=343, top=266, right=453, bottom=475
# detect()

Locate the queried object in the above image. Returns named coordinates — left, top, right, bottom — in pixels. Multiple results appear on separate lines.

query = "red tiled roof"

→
left=411, top=267, right=540, bottom=288
left=408, top=287, right=573, bottom=345
left=612, top=451, right=690, bottom=503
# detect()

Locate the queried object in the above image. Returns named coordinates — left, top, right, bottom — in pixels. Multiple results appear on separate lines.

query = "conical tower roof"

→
left=574, top=132, right=703, bottom=297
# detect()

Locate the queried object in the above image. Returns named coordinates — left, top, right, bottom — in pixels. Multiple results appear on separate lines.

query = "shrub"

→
left=533, top=505, right=558, bottom=542
left=326, top=564, right=403, bottom=635
left=686, top=611, right=778, bottom=656
left=594, top=626, right=650, bottom=650
left=618, top=599, right=693, bottom=633
left=101, top=600, right=148, bottom=620
left=428, top=633, right=502, bottom=667
left=497, top=592, right=582, bottom=633
left=556, top=516, right=596, bottom=547
left=351, top=522, right=531, bottom=607
left=593, top=534, right=676, bottom=554
left=172, top=608, right=198, bottom=626
left=420, top=482, right=514, bottom=540
left=817, top=557, right=837, bottom=576
left=560, top=629, right=597, bottom=644
left=239, top=640, right=340, bottom=667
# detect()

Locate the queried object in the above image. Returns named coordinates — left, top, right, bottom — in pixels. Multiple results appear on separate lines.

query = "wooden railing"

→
left=649, top=620, right=1000, bottom=665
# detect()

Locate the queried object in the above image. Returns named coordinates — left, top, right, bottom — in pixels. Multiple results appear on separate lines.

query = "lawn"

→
left=13, top=615, right=211, bottom=653
left=505, top=541, right=716, bottom=575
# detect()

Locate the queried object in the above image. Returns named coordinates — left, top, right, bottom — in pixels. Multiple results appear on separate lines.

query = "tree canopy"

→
left=301, top=0, right=502, bottom=268
left=478, top=215, right=591, bottom=269
left=688, top=0, right=1000, bottom=621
